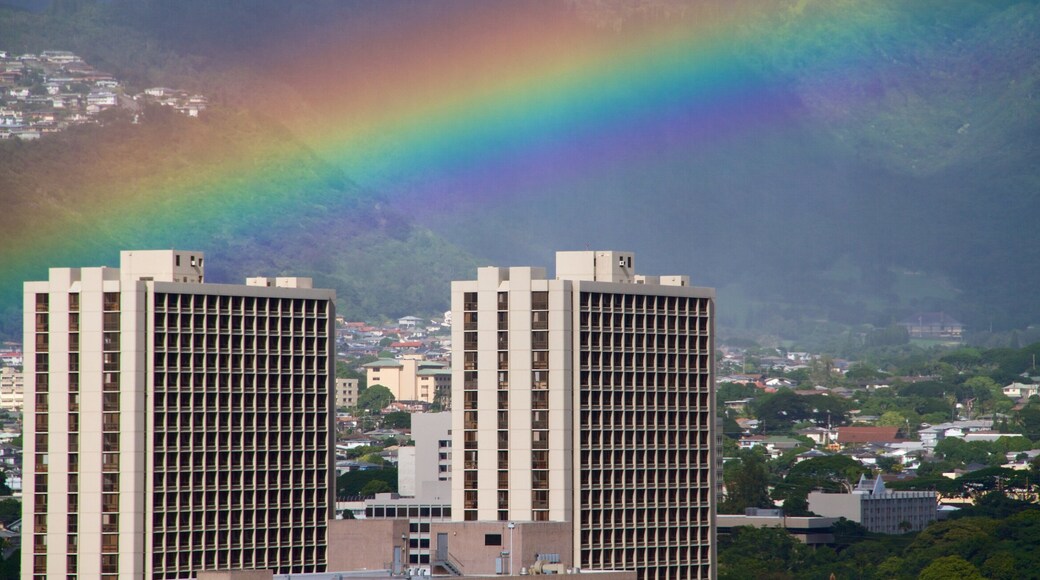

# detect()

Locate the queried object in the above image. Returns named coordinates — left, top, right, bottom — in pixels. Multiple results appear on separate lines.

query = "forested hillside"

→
left=1, top=0, right=1038, bottom=341
left=0, top=102, right=476, bottom=336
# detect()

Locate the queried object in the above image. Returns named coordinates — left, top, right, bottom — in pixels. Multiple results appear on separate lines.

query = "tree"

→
left=718, top=527, right=807, bottom=580
left=337, top=468, right=398, bottom=498
left=941, top=349, right=983, bottom=372
left=359, top=479, right=393, bottom=496
left=786, top=455, right=869, bottom=493
left=721, top=450, right=772, bottom=514
left=918, top=555, right=984, bottom=580
left=381, top=411, right=411, bottom=429
left=357, top=384, right=394, bottom=413
left=0, top=499, right=18, bottom=525
left=877, top=411, right=907, bottom=428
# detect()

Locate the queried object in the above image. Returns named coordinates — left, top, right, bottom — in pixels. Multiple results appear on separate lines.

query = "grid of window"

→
left=530, top=291, right=550, bottom=521
left=364, top=502, right=451, bottom=564
left=96, top=293, right=119, bottom=579
left=462, top=292, right=478, bottom=521
left=32, top=292, right=48, bottom=579
left=577, top=292, right=714, bottom=580
left=496, top=292, right=510, bottom=521
left=149, top=292, right=331, bottom=579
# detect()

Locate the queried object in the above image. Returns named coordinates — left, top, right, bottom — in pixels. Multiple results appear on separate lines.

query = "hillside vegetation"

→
left=1, top=0, right=1038, bottom=340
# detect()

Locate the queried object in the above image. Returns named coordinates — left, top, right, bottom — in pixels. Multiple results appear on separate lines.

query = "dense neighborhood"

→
left=0, top=49, right=206, bottom=140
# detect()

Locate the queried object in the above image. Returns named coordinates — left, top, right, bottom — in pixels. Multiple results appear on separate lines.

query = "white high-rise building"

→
left=23, top=250, right=335, bottom=580
left=450, top=251, right=717, bottom=580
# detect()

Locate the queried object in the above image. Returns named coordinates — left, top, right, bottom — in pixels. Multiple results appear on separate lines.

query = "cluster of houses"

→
left=336, top=314, right=450, bottom=362
left=0, top=49, right=206, bottom=140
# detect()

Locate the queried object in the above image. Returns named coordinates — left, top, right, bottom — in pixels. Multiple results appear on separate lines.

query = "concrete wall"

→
left=327, top=519, right=410, bottom=572
left=429, top=521, right=573, bottom=576
left=197, top=571, right=272, bottom=580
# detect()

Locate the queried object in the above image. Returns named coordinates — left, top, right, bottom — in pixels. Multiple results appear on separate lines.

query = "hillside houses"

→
left=0, top=49, right=207, bottom=140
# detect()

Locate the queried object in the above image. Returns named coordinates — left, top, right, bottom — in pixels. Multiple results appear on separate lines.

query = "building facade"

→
left=808, top=475, right=937, bottom=534
left=362, top=355, right=450, bottom=404
left=0, top=367, right=24, bottom=410
left=450, top=251, right=716, bottom=580
left=23, top=250, right=335, bottom=580
left=334, top=377, right=358, bottom=409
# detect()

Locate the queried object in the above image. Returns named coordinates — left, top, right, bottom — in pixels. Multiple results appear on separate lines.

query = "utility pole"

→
left=507, top=522, right=516, bottom=575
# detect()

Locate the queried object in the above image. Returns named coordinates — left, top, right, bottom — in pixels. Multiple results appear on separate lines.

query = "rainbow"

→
left=0, top=1, right=898, bottom=326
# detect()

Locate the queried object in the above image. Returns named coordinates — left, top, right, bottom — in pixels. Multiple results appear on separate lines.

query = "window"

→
left=101, top=554, right=118, bottom=574
left=484, top=534, right=502, bottom=546
left=532, top=291, right=549, bottom=310
left=103, top=293, right=119, bottom=312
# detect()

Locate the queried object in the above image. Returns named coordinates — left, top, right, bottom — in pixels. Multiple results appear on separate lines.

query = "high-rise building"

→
left=23, top=250, right=335, bottom=580
left=450, top=251, right=717, bottom=580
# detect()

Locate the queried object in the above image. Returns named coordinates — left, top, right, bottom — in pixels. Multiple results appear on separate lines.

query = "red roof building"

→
left=836, top=426, right=901, bottom=445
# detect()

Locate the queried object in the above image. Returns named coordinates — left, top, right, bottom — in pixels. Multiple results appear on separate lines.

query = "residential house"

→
left=899, top=312, right=964, bottom=341
left=835, top=426, right=901, bottom=446
left=1003, top=382, right=1040, bottom=400
left=918, top=420, right=993, bottom=449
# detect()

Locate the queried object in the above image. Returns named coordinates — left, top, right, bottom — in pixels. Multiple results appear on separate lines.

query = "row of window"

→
left=580, top=292, right=709, bottom=315
left=34, top=291, right=116, bottom=313
left=154, top=293, right=326, bottom=317
left=154, top=314, right=328, bottom=335
left=155, top=333, right=328, bottom=352
left=151, top=547, right=326, bottom=579
left=153, top=373, right=327, bottom=390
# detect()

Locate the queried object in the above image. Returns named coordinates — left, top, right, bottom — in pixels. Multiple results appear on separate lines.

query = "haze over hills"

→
left=0, top=0, right=1038, bottom=342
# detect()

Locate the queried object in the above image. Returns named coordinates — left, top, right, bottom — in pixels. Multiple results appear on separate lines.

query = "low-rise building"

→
left=835, top=426, right=901, bottom=446
left=716, top=509, right=838, bottom=545
left=363, top=355, right=450, bottom=404
left=918, top=420, right=993, bottom=448
left=1003, top=382, right=1040, bottom=400
left=809, top=475, right=937, bottom=534
left=335, top=377, right=359, bottom=408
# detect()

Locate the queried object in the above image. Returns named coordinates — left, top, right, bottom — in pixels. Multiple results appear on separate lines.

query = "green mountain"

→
left=1, top=0, right=1038, bottom=342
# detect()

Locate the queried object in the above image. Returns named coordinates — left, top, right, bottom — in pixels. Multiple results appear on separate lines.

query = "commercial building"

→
left=808, top=475, right=937, bottom=533
left=715, top=509, right=838, bottom=545
left=362, top=355, right=450, bottom=404
left=374, top=412, right=452, bottom=570
left=450, top=251, right=716, bottom=579
left=23, top=250, right=335, bottom=580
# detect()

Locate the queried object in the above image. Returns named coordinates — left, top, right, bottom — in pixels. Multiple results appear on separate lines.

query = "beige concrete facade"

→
left=451, top=251, right=716, bottom=580
left=327, top=519, right=410, bottom=572
left=428, top=520, right=572, bottom=576
left=364, top=354, right=449, bottom=404
left=808, top=476, right=937, bottom=534
left=335, top=377, right=359, bottom=408
left=412, top=412, right=453, bottom=497
left=0, top=367, right=23, bottom=411
left=23, top=250, right=335, bottom=580
left=196, top=571, right=272, bottom=580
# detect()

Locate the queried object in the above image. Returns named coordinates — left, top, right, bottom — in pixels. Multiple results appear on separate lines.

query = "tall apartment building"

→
left=450, top=251, right=716, bottom=580
left=23, top=250, right=335, bottom=580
